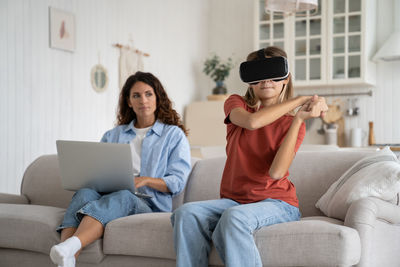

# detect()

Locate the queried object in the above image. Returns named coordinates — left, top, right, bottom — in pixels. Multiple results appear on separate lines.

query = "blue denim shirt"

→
left=100, top=120, right=191, bottom=212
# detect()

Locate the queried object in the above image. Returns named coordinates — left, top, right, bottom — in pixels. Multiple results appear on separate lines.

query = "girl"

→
left=51, top=71, right=191, bottom=267
left=171, top=46, right=328, bottom=267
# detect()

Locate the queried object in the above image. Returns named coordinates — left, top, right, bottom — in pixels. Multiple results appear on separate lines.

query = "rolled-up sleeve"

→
left=100, top=130, right=111, bottom=143
left=161, top=132, right=191, bottom=195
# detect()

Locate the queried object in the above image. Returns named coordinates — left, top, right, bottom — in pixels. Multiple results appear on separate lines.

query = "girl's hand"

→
left=295, top=95, right=328, bottom=122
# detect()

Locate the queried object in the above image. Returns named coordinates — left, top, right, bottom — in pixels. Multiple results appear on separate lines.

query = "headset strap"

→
left=257, top=49, right=265, bottom=60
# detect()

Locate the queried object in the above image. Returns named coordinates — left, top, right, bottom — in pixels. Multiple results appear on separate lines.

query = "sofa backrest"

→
left=21, top=154, right=198, bottom=210
left=183, top=157, right=226, bottom=204
left=22, top=151, right=376, bottom=215
left=21, top=155, right=74, bottom=208
left=171, top=157, right=200, bottom=210
left=288, top=150, right=374, bottom=217
left=184, top=150, right=376, bottom=218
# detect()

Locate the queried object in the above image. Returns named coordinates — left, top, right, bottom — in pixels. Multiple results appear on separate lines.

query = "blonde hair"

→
left=243, top=46, right=294, bottom=109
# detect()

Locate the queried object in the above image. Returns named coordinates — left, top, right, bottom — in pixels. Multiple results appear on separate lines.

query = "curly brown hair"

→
left=116, top=71, right=188, bottom=136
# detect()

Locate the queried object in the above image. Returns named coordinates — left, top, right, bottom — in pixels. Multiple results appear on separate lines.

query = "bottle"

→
left=324, top=123, right=338, bottom=146
left=368, top=121, right=375, bottom=146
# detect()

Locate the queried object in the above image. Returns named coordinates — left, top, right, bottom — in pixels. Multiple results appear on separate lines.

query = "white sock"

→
left=58, top=257, right=75, bottom=267
left=64, top=257, right=76, bottom=267
left=50, top=236, right=81, bottom=266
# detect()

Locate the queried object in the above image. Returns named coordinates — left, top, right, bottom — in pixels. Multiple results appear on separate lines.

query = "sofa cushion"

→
left=104, top=212, right=224, bottom=265
left=301, top=215, right=344, bottom=224
left=0, top=204, right=104, bottom=264
left=103, top=212, right=175, bottom=259
left=208, top=217, right=359, bottom=266
left=103, top=212, right=360, bottom=266
left=250, top=217, right=361, bottom=267
left=316, top=147, right=400, bottom=220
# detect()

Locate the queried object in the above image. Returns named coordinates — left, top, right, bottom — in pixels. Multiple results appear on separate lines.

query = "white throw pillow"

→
left=316, top=147, right=400, bottom=220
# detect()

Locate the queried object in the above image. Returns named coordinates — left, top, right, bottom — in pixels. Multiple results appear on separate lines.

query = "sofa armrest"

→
left=345, top=197, right=400, bottom=225
left=344, top=197, right=400, bottom=267
left=0, top=193, right=29, bottom=204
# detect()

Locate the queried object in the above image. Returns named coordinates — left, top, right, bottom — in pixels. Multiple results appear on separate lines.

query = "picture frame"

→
left=49, top=7, right=75, bottom=52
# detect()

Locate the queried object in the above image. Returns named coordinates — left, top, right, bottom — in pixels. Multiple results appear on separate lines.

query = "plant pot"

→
left=207, top=94, right=229, bottom=101
left=212, top=81, right=227, bottom=95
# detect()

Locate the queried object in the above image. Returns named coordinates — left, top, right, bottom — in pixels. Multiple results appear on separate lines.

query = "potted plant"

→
left=203, top=54, right=234, bottom=95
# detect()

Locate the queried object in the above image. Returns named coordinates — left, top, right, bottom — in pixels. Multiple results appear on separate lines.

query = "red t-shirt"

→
left=220, top=94, right=305, bottom=207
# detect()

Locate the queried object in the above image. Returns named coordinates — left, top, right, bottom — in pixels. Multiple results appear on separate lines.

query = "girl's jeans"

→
left=171, top=198, right=300, bottom=267
left=57, top=188, right=152, bottom=232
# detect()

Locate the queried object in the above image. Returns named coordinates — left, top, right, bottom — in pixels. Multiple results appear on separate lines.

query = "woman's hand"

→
left=295, top=95, right=328, bottom=122
left=134, top=176, right=170, bottom=193
left=134, top=176, right=148, bottom=188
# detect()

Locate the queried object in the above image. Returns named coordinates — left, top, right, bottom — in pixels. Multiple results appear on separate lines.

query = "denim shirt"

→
left=100, top=120, right=191, bottom=212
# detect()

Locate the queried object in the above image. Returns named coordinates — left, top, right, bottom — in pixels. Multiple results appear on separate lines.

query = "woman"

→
left=50, top=71, right=191, bottom=267
left=171, top=46, right=328, bottom=267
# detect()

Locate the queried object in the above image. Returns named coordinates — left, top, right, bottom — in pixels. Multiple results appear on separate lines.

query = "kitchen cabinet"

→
left=255, top=0, right=377, bottom=88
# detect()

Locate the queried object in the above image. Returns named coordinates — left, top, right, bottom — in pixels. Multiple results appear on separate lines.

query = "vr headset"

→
left=239, top=49, right=289, bottom=85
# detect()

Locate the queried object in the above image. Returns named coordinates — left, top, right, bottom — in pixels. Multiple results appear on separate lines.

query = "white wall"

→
left=0, top=0, right=209, bottom=194
left=1, top=0, right=399, bottom=194
left=206, top=0, right=256, bottom=96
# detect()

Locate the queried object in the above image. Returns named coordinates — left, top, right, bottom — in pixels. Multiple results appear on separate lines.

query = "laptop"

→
left=56, top=140, right=152, bottom=199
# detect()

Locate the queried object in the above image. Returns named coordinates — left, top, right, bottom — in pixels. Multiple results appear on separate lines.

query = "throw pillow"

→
left=315, top=147, right=400, bottom=220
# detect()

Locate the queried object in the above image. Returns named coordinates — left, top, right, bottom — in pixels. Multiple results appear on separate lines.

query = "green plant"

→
left=203, top=55, right=234, bottom=83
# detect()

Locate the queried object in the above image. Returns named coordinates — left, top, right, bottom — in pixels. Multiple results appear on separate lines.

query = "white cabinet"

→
left=255, top=0, right=377, bottom=88
left=291, top=1, right=326, bottom=86
left=257, top=6, right=286, bottom=51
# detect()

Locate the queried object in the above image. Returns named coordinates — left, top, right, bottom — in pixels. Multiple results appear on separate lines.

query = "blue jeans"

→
left=57, top=188, right=152, bottom=232
left=171, top=198, right=301, bottom=267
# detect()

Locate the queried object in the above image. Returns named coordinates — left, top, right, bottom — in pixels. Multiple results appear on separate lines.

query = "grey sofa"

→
left=1, top=150, right=400, bottom=267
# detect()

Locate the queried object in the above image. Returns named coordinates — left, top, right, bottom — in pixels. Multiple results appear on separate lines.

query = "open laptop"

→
left=56, top=140, right=152, bottom=199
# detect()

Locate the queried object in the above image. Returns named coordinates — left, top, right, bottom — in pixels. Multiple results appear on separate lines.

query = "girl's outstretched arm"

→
left=269, top=96, right=328, bottom=179
left=229, top=95, right=312, bottom=130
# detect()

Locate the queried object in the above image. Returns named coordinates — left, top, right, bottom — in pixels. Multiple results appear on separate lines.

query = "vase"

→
left=212, top=81, right=227, bottom=95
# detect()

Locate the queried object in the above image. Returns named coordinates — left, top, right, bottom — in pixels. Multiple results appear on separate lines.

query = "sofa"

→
left=1, top=150, right=400, bottom=267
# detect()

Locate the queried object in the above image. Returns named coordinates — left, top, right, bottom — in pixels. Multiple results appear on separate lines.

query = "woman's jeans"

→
left=171, top=198, right=301, bottom=267
left=57, top=188, right=152, bottom=232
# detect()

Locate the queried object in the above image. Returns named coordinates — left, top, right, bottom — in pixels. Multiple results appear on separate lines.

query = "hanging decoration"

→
left=90, top=52, right=109, bottom=93
left=113, top=39, right=150, bottom=90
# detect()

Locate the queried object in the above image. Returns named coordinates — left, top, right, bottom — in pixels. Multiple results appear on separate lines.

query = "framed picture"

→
left=49, top=7, right=75, bottom=52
